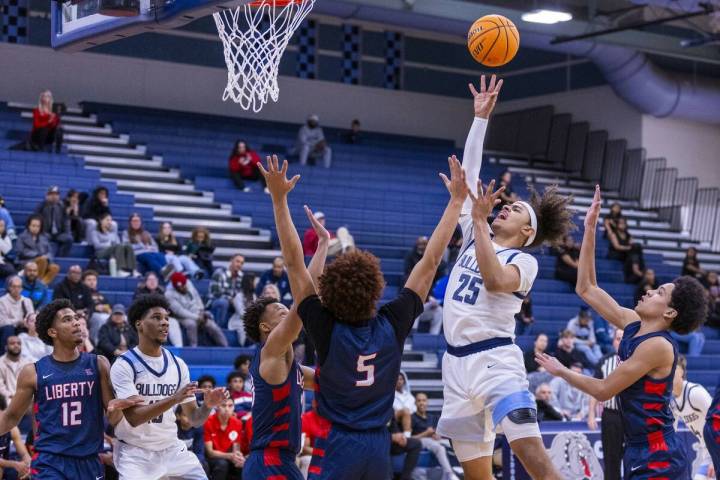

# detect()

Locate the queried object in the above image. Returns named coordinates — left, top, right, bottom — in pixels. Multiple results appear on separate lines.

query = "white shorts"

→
left=113, top=439, right=207, bottom=480
left=437, top=343, right=539, bottom=455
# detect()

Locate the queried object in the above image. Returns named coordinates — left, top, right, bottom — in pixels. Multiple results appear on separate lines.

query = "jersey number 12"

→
left=61, top=401, right=82, bottom=426
left=355, top=353, right=377, bottom=387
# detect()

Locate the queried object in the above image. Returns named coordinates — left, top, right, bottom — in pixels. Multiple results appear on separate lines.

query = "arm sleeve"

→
left=461, top=117, right=489, bottom=215
left=297, top=296, right=334, bottom=366
left=508, top=253, right=539, bottom=294
left=110, top=359, right=140, bottom=399
left=379, top=288, right=424, bottom=347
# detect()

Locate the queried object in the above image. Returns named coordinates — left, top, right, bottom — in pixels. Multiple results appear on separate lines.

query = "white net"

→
left=213, top=0, right=315, bottom=112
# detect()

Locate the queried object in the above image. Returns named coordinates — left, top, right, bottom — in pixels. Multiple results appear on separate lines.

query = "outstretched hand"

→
left=304, top=205, right=330, bottom=242
left=469, top=74, right=503, bottom=119
left=468, top=179, right=505, bottom=224
left=585, top=185, right=602, bottom=230
left=534, top=353, right=567, bottom=377
left=258, top=154, right=300, bottom=198
left=439, top=155, right=469, bottom=203
left=202, top=387, right=228, bottom=409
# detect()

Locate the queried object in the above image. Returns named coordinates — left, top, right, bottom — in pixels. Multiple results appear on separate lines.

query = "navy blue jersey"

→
left=617, top=322, right=678, bottom=446
left=34, top=352, right=104, bottom=457
left=249, top=346, right=303, bottom=454
left=298, top=289, right=423, bottom=430
left=704, top=379, right=720, bottom=472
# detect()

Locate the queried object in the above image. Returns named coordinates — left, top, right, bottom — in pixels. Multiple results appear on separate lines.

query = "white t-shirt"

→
left=672, top=380, right=712, bottom=448
left=443, top=215, right=538, bottom=346
left=111, top=347, right=194, bottom=451
left=18, top=333, right=53, bottom=363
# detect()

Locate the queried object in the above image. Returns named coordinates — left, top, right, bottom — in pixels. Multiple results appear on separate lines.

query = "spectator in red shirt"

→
left=301, top=210, right=355, bottom=257
left=228, top=140, right=266, bottom=192
left=226, top=371, right=252, bottom=416
left=204, top=397, right=245, bottom=480
left=29, top=90, right=63, bottom=153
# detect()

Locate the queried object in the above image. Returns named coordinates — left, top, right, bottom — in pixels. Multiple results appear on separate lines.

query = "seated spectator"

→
left=29, top=90, right=63, bottom=152
left=534, top=383, right=564, bottom=422
left=226, top=371, right=252, bottom=417
left=227, top=273, right=256, bottom=346
left=92, top=213, right=137, bottom=277
left=393, top=372, right=415, bottom=437
left=76, top=312, right=95, bottom=353
left=0, top=219, right=16, bottom=280
left=670, top=328, right=705, bottom=357
left=53, top=264, right=93, bottom=316
left=389, top=413, right=422, bottom=480
left=566, top=306, right=602, bottom=366
left=232, top=356, right=253, bottom=393
left=593, top=316, right=614, bottom=355
left=259, top=283, right=281, bottom=302
left=550, top=363, right=590, bottom=421
left=198, top=375, right=217, bottom=391
left=497, top=170, right=518, bottom=209
left=682, top=247, right=705, bottom=279
left=176, top=406, right=209, bottom=476
left=34, top=186, right=73, bottom=258
left=0, top=196, right=16, bottom=240
left=82, top=186, right=114, bottom=242
left=554, top=234, right=579, bottom=285
left=411, top=392, right=459, bottom=480
left=555, top=329, right=593, bottom=371
left=133, top=272, right=183, bottom=347
left=203, top=397, right=245, bottom=480
left=208, top=254, right=245, bottom=328
left=18, top=313, right=52, bottom=362
left=0, top=336, right=31, bottom=401
left=413, top=294, right=443, bottom=335
left=0, top=393, right=32, bottom=478
left=122, top=213, right=169, bottom=278
left=63, top=189, right=85, bottom=243
left=97, top=304, right=137, bottom=363
left=524, top=333, right=548, bottom=374
left=228, top=140, right=265, bottom=193
left=634, top=268, right=658, bottom=306
left=166, top=272, right=228, bottom=347
left=184, top=227, right=215, bottom=277
left=0, top=277, right=33, bottom=350
left=607, top=218, right=645, bottom=283
left=157, top=222, right=201, bottom=279
left=603, top=202, right=624, bottom=237
left=295, top=114, right=332, bottom=168
left=514, top=295, right=534, bottom=336
left=302, top=211, right=355, bottom=256
left=20, top=261, right=52, bottom=310
left=254, top=257, right=292, bottom=306
left=343, top=119, right=362, bottom=144
left=15, top=215, right=60, bottom=284
left=83, top=269, right=112, bottom=343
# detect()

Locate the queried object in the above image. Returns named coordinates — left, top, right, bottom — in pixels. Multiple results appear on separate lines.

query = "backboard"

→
left=51, top=0, right=253, bottom=51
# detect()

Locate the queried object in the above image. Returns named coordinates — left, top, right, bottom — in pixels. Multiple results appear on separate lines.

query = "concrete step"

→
left=83, top=155, right=164, bottom=169
left=115, top=179, right=195, bottom=193
left=87, top=166, right=180, bottom=181
left=132, top=192, right=216, bottom=206
left=64, top=133, right=129, bottom=146
left=160, top=217, right=254, bottom=231
left=66, top=143, right=146, bottom=156
left=62, top=124, right=113, bottom=135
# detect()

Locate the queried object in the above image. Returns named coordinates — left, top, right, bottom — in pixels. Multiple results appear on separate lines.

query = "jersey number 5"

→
left=355, top=353, right=377, bottom=387
left=61, top=401, right=82, bottom=426
left=452, top=273, right=482, bottom=305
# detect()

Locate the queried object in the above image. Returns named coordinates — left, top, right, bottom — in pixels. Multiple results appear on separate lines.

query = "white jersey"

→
left=111, top=347, right=194, bottom=451
left=443, top=215, right=538, bottom=346
left=672, top=380, right=712, bottom=445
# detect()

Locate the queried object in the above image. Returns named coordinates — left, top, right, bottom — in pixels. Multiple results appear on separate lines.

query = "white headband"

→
left=517, top=201, right=538, bottom=247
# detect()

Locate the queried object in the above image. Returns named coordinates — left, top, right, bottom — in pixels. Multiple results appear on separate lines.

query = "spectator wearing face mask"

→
left=294, top=114, right=332, bottom=168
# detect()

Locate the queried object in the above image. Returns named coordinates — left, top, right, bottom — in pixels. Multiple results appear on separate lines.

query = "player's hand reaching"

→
left=304, top=205, right=330, bottom=242
left=585, top=185, right=602, bottom=231
left=202, top=387, right=227, bottom=409
left=258, top=154, right=300, bottom=199
left=469, top=74, right=503, bottom=119
left=14, top=460, right=30, bottom=479
left=439, top=155, right=469, bottom=203
left=172, top=382, right=200, bottom=403
left=107, top=395, right=144, bottom=412
left=468, top=179, right=505, bottom=224
left=534, top=352, right=567, bottom=377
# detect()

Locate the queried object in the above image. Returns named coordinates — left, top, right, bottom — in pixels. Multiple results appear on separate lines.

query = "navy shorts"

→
left=307, top=425, right=390, bottom=480
left=31, top=452, right=103, bottom=480
left=623, top=436, right=690, bottom=480
left=243, top=449, right=304, bottom=480
left=704, top=421, right=720, bottom=475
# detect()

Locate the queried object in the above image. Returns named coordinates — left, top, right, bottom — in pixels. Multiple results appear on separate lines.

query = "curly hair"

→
left=527, top=184, right=576, bottom=249
left=37, top=299, right=74, bottom=346
left=669, top=276, right=709, bottom=334
left=319, top=250, right=385, bottom=325
left=243, top=297, right=278, bottom=344
left=128, top=294, right=170, bottom=331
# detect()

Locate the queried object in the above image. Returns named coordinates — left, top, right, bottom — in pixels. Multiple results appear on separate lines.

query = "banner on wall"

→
left=502, top=423, right=700, bottom=479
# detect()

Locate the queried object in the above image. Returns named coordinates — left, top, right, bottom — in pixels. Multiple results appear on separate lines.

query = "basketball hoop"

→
left=213, top=0, right=315, bottom=112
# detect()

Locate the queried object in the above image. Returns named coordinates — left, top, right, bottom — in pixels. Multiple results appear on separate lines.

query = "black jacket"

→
left=97, top=322, right=138, bottom=361
left=34, top=200, right=70, bottom=236
left=53, top=279, right=94, bottom=313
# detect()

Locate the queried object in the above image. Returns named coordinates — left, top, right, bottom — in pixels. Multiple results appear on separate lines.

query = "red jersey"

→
left=32, top=108, right=60, bottom=130
left=228, top=151, right=261, bottom=176
left=203, top=413, right=243, bottom=453
left=301, top=409, right=330, bottom=448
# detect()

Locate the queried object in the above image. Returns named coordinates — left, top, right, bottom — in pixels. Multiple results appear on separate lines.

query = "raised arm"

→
left=0, top=364, right=35, bottom=435
left=576, top=186, right=639, bottom=329
left=404, top=156, right=468, bottom=301
left=462, top=75, right=503, bottom=214
left=304, top=206, right=329, bottom=287
left=97, top=355, right=143, bottom=426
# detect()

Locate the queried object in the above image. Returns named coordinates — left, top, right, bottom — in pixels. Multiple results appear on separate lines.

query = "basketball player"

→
left=704, top=381, right=720, bottom=477
left=436, top=74, right=574, bottom=480
left=0, top=299, right=140, bottom=479
left=671, top=356, right=714, bottom=480
left=110, top=293, right=227, bottom=480
left=536, top=186, right=708, bottom=479
left=240, top=160, right=327, bottom=479
left=260, top=154, right=470, bottom=479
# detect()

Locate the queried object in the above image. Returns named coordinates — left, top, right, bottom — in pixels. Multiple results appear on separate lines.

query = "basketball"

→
left=467, top=14, right=519, bottom=67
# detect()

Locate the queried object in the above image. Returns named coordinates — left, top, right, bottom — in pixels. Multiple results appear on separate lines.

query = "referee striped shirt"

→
left=595, top=353, right=620, bottom=410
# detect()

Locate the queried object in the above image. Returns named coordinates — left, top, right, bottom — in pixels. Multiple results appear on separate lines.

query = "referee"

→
left=587, top=328, right=624, bottom=480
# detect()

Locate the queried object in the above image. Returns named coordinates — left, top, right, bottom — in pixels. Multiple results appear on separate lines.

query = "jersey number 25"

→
left=452, top=273, right=482, bottom=305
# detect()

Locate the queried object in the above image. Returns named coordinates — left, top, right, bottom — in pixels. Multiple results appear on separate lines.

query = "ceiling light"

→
left=521, top=9, right=573, bottom=24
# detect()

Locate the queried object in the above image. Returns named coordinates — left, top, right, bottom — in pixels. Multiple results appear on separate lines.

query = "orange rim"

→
left=248, top=0, right=301, bottom=6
